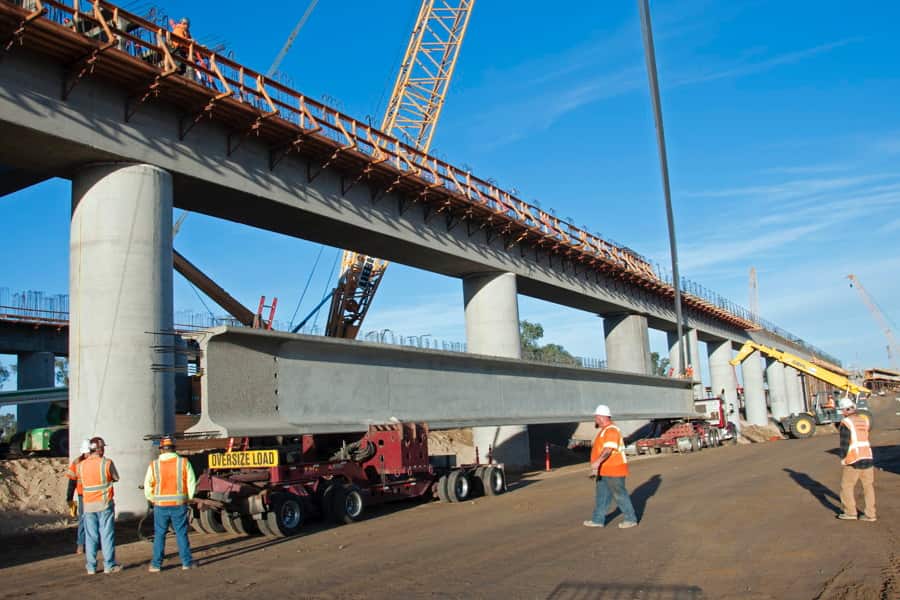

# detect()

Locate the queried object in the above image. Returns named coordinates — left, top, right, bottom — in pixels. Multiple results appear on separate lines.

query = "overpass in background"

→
left=0, top=0, right=841, bottom=514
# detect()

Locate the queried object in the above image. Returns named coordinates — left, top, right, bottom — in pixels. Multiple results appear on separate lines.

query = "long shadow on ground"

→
left=783, top=468, right=840, bottom=514
left=602, top=473, right=662, bottom=523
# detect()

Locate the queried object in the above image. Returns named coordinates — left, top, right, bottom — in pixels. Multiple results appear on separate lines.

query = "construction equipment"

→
left=847, top=274, right=899, bottom=369
left=326, top=0, right=475, bottom=339
left=168, top=423, right=506, bottom=538
left=730, top=341, right=871, bottom=438
left=0, top=390, right=69, bottom=456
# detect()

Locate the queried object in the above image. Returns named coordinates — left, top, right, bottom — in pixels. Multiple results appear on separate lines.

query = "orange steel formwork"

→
left=0, top=0, right=757, bottom=332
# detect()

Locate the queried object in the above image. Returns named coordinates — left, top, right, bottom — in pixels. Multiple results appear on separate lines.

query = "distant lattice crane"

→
left=847, top=274, right=899, bottom=368
left=327, top=1, right=476, bottom=339
left=749, top=267, right=759, bottom=323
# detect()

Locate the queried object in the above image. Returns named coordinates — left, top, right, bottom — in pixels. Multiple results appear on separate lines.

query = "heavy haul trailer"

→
left=188, top=423, right=506, bottom=538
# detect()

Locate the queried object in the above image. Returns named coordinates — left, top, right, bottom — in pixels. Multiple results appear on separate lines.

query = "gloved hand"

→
left=68, top=500, right=78, bottom=518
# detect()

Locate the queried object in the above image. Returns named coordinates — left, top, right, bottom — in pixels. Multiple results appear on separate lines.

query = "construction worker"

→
left=76, top=437, right=122, bottom=575
left=145, top=436, right=198, bottom=572
left=583, top=404, right=638, bottom=529
left=836, top=398, right=876, bottom=521
left=168, top=17, right=192, bottom=75
left=65, top=438, right=91, bottom=554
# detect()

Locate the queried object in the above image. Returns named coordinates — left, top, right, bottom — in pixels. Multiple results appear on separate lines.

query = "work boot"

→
left=859, top=515, right=877, bottom=522
left=148, top=565, right=161, bottom=573
left=618, top=521, right=638, bottom=529
left=836, top=513, right=857, bottom=520
left=582, top=520, right=604, bottom=528
left=75, top=545, right=84, bottom=555
left=182, top=562, right=199, bottom=570
left=86, top=570, right=96, bottom=576
left=105, top=565, right=122, bottom=574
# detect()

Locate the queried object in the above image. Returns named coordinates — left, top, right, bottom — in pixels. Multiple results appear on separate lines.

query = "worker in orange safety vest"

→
left=145, top=436, right=197, bottom=572
left=836, top=397, right=876, bottom=522
left=65, top=438, right=91, bottom=554
left=76, top=437, right=122, bottom=575
left=583, top=404, right=638, bottom=529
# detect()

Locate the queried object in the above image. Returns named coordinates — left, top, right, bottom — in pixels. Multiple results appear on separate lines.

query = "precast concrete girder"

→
left=185, top=327, right=694, bottom=438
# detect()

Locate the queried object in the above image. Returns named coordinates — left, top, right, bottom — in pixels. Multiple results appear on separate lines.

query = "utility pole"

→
left=638, top=0, right=688, bottom=372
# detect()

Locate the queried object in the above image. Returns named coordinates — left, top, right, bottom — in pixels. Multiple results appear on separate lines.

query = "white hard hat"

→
left=838, top=397, right=855, bottom=411
left=79, top=439, right=91, bottom=454
left=594, top=404, right=611, bottom=417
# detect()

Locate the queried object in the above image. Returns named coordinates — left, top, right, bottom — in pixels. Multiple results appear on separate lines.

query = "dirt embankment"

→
left=0, top=457, right=72, bottom=536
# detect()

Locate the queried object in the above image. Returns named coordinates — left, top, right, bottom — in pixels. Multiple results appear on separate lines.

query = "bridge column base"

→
left=786, top=368, right=806, bottom=414
left=69, top=163, right=174, bottom=518
left=707, top=340, right=739, bottom=430
left=766, top=359, right=790, bottom=421
left=15, top=351, right=55, bottom=430
left=741, top=351, right=768, bottom=426
left=463, top=272, right=530, bottom=468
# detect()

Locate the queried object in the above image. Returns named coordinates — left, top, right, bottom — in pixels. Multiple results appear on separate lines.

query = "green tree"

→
left=0, top=413, right=15, bottom=442
left=55, top=357, right=69, bottom=387
left=519, top=320, right=579, bottom=366
left=0, top=360, right=10, bottom=388
left=650, top=351, right=670, bottom=376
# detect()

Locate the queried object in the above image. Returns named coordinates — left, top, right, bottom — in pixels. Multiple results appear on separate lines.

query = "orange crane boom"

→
left=327, top=1, right=476, bottom=339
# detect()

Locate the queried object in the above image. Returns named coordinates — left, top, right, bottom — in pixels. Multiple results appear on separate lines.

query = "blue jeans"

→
left=591, top=476, right=638, bottom=525
left=76, top=495, right=84, bottom=547
left=83, top=502, right=117, bottom=573
left=152, top=505, right=193, bottom=568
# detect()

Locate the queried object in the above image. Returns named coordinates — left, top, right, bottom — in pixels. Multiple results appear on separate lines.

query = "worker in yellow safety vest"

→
left=583, top=404, right=638, bottom=529
left=145, top=436, right=197, bottom=572
left=836, top=398, right=876, bottom=522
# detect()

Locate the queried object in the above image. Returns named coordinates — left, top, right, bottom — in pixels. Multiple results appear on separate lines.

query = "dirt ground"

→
left=0, top=457, right=70, bottom=536
left=0, top=397, right=897, bottom=599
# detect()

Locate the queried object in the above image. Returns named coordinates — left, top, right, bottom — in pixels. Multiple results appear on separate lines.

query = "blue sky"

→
left=1, top=0, right=899, bottom=393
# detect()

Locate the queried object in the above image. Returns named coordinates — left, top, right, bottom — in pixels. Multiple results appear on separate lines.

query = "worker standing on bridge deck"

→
left=583, top=405, right=638, bottom=529
left=145, top=436, right=198, bottom=572
left=836, top=398, right=876, bottom=522
left=65, top=438, right=92, bottom=554
left=168, top=17, right=192, bottom=75
left=77, top=437, right=122, bottom=574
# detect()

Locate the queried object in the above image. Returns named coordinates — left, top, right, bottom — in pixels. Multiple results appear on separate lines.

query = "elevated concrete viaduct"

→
left=0, top=2, right=836, bottom=513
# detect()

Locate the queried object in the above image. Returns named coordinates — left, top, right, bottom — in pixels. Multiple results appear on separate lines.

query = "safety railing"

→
left=0, top=0, right=835, bottom=363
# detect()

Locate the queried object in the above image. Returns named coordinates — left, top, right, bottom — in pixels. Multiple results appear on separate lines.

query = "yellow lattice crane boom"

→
left=730, top=341, right=870, bottom=396
left=327, top=1, right=476, bottom=339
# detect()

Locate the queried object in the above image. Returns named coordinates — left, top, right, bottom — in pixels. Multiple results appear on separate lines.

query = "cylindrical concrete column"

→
left=667, top=328, right=702, bottom=396
left=463, top=272, right=529, bottom=467
left=15, top=351, right=56, bottom=430
left=70, top=163, right=174, bottom=518
left=785, top=367, right=806, bottom=414
left=707, top=340, right=739, bottom=429
left=741, top=352, right=767, bottom=426
left=765, top=359, right=790, bottom=421
left=603, top=314, right=652, bottom=374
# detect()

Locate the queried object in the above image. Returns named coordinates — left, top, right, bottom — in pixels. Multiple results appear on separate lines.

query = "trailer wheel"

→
left=265, top=493, right=305, bottom=537
left=790, top=415, right=816, bottom=439
left=471, top=467, right=486, bottom=495
left=436, top=474, right=451, bottom=503
left=332, top=484, right=364, bottom=524
left=222, top=511, right=257, bottom=536
left=445, top=470, right=471, bottom=502
left=199, top=508, right=226, bottom=534
left=480, top=466, right=505, bottom=497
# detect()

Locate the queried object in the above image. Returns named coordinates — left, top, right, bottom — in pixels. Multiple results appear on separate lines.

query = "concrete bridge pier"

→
left=765, top=359, right=790, bottom=421
left=15, top=351, right=55, bottom=430
left=707, top=340, right=739, bottom=430
left=463, top=272, right=530, bottom=467
left=667, top=328, right=702, bottom=397
left=785, top=368, right=806, bottom=414
left=741, top=351, right=768, bottom=426
left=603, top=314, right=652, bottom=375
left=69, top=163, right=174, bottom=518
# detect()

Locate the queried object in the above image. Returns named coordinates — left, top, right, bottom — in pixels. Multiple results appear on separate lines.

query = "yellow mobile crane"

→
left=730, top=341, right=871, bottom=438
left=325, top=1, right=476, bottom=339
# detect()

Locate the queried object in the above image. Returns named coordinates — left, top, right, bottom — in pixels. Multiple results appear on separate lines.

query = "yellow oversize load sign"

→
left=208, top=450, right=279, bottom=469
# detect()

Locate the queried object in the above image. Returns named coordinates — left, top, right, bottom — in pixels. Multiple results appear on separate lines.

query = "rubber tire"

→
left=317, top=480, right=342, bottom=521
left=265, top=493, right=305, bottom=537
left=221, top=511, right=256, bottom=535
left=7, top=433, right=25, bottom=457
left=331, top=484, right=364, bottom=524
left=436, top=474, right=451, bottom=503
left=471, top=467, right=486, bottom=496
left=445, top=470, right=470, bottom=503
left=480, top=466, right=505, bottom=497
left=50, top=429, right=68, bottom=457
left=199, top=508, right=226, bottom=534
left=790, top=415, right=816, bottom=439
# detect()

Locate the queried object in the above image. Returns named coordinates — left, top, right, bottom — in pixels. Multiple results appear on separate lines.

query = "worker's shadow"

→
left=603, top=474, right=661, bottom=522
left=783, top=468, right=840, bottom=513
